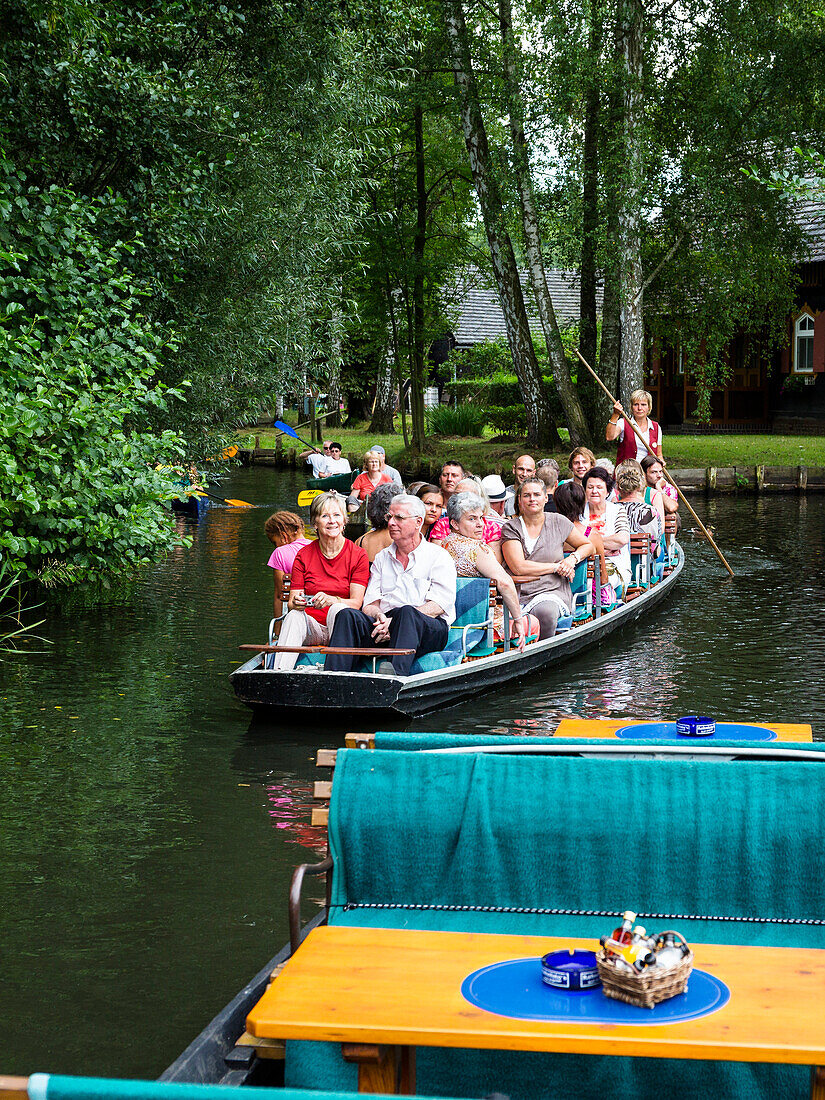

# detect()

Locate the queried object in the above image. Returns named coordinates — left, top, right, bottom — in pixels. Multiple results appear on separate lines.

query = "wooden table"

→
left=246, top=926, right=825, bottom=1094
left=553, top=718, right=813, bottom=742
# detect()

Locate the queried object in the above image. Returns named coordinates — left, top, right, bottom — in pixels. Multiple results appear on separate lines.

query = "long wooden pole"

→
left=574, top=348, right=735, bottom=578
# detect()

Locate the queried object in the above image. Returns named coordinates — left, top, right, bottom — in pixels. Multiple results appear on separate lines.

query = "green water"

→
left=1, top=466, right=823, bottom=1077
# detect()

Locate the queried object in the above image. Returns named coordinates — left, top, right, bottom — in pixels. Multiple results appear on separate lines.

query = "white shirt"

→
left=504, top=487, right=517, bottom=517
left=306, top=453, right=330, bottom=477
left=365, top=538, right=457, bottom=625
left=323, top=457, right=351, bottom=474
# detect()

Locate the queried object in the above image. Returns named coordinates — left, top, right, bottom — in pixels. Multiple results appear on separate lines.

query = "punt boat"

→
left=305, top=472, right=355, bottom=493
left=230, top=541, right=685, bottom=717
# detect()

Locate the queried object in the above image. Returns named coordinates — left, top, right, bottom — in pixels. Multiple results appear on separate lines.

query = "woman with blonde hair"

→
left=268, top=492, right=369, bottom=670
left=349, top=450, right=393, bottom=501
left=605, top=388, right=663, bottom=463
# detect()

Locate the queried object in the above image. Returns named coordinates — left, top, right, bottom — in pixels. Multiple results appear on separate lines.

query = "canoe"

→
left=230, top=543, right=685, bottom=717
left=306, top=471, right=354, bottom=493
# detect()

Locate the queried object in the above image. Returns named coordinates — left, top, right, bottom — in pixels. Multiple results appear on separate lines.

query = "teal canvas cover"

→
left=30, top=1075, right=468, bottom=1100
left=286, top=749, right=823, bottom=1099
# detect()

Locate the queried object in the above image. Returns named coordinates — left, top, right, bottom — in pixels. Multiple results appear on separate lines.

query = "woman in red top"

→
left=349, top=451, right=393, bottom=501
left=268, top=492, right=370, bottom=670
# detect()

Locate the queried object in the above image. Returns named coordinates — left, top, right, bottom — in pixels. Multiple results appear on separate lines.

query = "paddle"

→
left=273, top=419, right=320, bottom=453
left=297, top=489, right=322, bottom=506
left=192, top=489, right=254, bottom=508
left=574, top=348, right=735, bottom=578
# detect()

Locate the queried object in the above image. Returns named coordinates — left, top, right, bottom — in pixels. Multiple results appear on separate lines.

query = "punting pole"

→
left=574, top=348, right=735, bottom=578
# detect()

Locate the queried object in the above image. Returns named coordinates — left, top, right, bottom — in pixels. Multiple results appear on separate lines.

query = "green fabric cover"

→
left=34, top=1074, right=463, bottom=1100
left=285, top=750, right=823, bottom=1099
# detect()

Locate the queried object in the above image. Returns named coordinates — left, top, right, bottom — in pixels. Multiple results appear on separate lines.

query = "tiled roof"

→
left=452, top=268, right=602, bottom=348
left=795, top=197, right=825, bottom=262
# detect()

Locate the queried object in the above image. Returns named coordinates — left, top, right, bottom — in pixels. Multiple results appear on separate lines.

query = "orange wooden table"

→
left=553, top=718, right=813, bottom=741
left=246, top=926, right=825, bottom=1094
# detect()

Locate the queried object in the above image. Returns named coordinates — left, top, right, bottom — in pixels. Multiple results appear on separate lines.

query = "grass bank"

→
left=243, top=422, right=825, bottom=478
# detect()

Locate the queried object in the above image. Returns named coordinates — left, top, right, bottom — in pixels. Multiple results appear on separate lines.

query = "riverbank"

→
left=241, top=424, right=825, bottom=490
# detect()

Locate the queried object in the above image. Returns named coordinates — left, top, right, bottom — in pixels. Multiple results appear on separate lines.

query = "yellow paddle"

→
left=191, top=490, right=254, bottom=508
left=297, top=489, right=323, bottom=506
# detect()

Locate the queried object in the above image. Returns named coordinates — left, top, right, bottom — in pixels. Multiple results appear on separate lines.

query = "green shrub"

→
left=425, top=403, right=488, bottom=436
left=486, top=405, right=528, bottom=435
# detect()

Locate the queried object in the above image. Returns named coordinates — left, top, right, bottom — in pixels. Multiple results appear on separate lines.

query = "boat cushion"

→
left=286, top=750, right=822, bottom=1099
left=410, top=576, right=490, bottom=674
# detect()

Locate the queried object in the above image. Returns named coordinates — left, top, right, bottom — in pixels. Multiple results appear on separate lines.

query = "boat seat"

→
left=410, top=576, right=491, bottom=673
left=288, top=749, right=825, bottom=1099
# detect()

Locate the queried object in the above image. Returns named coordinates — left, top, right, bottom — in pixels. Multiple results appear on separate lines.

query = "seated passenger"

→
left=535, top=458, right=560, bottom=512
left=641, top=454, right=679, bottom=515
left=354, top=482, right=403, bottom=563
left=316, top=441, right=351, bottom=478
left=268, top=492, right=369, bottom=670
left=554, top=482, right=611, bottom=605
left=265, top=510, right=311, bottom=618
left=500, top=478, right=593, bottom=640
left=416, top=484, right=444, bottom=540
left=581, top=467, right=630, bottom=599
left=429, top=476, right=503, bottom=559
left=616, top=460, right=663, bottom=553
left=442, top=491, right=537, bottom=650
left=565, top=445, right=596, bottom=487
left=325, top=494, right=457, bottom=676
left=349, top=450, right=393, bottom=503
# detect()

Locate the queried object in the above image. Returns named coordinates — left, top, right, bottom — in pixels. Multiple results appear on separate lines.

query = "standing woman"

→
left=265, top=511, right=311, bottom=618
left=501, top=478, right=593, bottom=640
left=605, top=389, right=663, bottom=464
left=581, top=467, right=631, bottom=600
left=269, top=492, right=370, bottom=670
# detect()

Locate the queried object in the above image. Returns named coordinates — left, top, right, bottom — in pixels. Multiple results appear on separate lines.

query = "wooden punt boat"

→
left=154, top=728, right=825, bottom=1093
left=230, top=543, right=685, bottom=717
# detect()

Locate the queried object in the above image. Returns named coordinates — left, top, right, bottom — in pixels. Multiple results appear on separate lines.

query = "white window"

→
left=794, top=314, right=815, bottom=373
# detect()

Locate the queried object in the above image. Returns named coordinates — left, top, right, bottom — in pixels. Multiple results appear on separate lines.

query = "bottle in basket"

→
left=655, top=931, right=691, bottom=970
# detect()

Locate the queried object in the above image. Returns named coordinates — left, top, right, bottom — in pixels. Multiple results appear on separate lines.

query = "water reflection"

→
left=1, top=467, right=824, bottom=1078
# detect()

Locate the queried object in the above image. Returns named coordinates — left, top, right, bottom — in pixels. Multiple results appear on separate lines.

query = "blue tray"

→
left=461, top=958, right=730, bottom=1025
left=614, top=722, right=777, bottom=742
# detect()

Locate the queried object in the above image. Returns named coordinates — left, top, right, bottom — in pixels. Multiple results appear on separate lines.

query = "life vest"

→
left=616, top=418, right=660, bottom=463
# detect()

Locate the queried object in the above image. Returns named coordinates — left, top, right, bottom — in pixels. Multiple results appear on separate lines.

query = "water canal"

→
left=2, top=466, right=824, bottom=1077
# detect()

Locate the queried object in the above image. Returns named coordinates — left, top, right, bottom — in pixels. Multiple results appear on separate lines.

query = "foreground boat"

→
left=230, top=543, right=684, bottom=717
left=155, top=725, right=825, bottom=1098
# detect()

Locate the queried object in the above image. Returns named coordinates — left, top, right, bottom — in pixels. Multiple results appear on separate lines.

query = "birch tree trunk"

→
left=579, top=0, right=601, bottom=390
left=499, top=0, right=591, bottom=447
left=369, top=355, right=396, bottom=433
left=616, top=0, right=645, bottom=406
left=410, top=100, right=428, bottom=451
left=444, top=0, right=559, bottom=448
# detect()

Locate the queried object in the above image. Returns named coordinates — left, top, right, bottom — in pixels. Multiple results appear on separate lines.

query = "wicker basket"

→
left=596, top=932, right=694, bottom=1008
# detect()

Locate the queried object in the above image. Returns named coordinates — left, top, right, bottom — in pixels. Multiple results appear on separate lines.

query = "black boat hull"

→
left=230, top=547, right=684, bottom=717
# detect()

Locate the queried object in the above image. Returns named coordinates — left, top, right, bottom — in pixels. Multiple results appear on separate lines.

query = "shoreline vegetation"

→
left=242, top=423, right=825, bottom=488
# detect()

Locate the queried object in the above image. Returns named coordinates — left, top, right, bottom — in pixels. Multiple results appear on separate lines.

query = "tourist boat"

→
left=230, top=541, right=685, bottom=717
left=305, top=471, right=354, bottom=493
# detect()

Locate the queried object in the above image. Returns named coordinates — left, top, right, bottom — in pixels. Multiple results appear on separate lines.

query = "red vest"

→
left=616, top=418, right=660, bottom=464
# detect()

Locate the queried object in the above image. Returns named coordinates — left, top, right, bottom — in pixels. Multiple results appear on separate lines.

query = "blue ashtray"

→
left=541, top=949, right=601, bottom=991
left=676, top=715, right=716, bottom=737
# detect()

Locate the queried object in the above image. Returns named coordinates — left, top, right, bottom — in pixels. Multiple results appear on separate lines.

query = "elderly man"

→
left=370, top=444, right=403, bottom=485
left=439, top=459, right=465, bottom=505
left=504, top=454, right=536, bottom=516
left=325, top=494, right=456, bottom=675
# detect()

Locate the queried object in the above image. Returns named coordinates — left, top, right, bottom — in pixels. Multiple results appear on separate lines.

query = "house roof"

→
left=795, top=197, right=825, bottom=262
left=452, top=268, right=602, bottom=348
